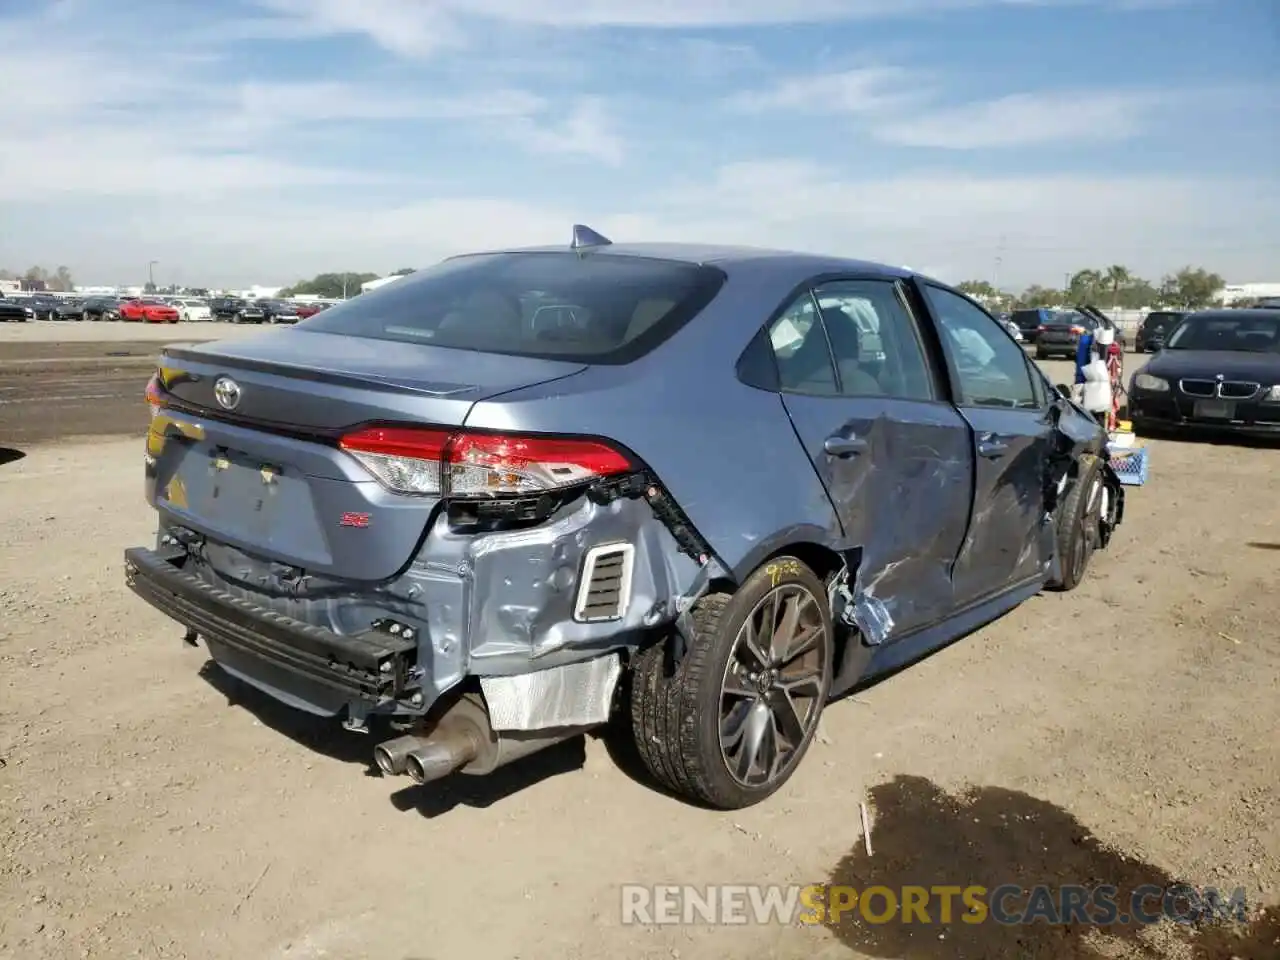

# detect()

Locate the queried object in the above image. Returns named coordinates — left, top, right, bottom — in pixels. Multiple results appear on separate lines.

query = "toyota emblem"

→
left=213, top=376, right=242, bottom=410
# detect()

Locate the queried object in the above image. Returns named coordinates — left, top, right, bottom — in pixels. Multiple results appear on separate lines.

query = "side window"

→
left=767, top=293, right=838, bottom=396
left=921, top=285, right=1038, bottom=409
left=812, top=280, right=935, bottom=401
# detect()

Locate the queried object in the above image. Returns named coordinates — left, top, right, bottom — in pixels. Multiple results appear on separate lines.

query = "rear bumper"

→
left=1037, top=338, right=1079, bottom=354
left=124, top=546, right=417, bottom=714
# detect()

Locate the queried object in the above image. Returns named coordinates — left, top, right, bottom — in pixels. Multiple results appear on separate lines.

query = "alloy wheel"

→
left=718, top=583, right=830, bottom=788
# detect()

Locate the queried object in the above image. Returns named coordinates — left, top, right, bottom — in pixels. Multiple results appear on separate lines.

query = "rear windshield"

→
left=296, top=252, right=727, bottom=363
left=1143, top=312, right=1183, bottom=329
left=1165, top=314, right=1280, bottom=352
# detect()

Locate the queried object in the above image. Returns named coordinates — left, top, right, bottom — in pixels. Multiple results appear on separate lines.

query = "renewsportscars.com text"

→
left=620, top=883, right=1250, bottom=927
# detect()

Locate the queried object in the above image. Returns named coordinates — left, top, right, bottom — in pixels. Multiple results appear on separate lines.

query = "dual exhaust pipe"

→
left=372, top=693, right=583, bottom=786
left=374, top=727, right=482, bottom=785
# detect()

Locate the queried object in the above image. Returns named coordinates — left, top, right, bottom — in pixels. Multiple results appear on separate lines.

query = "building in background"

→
left=1222, top=282, right=1280, bottom=305
left=361, top=274, right=406, bottom=294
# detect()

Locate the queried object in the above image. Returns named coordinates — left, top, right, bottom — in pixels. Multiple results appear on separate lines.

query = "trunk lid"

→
left=148, top=330, right=588, bottom=581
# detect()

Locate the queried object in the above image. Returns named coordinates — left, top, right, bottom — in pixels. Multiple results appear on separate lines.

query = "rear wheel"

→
left=629, top=556, right=834, bottom=809
left=1048, top=454, right=1104, bottom=592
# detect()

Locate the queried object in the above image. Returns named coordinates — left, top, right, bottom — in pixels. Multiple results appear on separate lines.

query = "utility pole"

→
left=148, top=260, right=158, bottom=291
left=993, top=235, right=1005, bottom=296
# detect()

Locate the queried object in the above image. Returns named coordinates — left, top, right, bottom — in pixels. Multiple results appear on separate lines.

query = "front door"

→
left=915, top=282, right=1056, bottom=606
left=766, top=278, right=974, bottom=642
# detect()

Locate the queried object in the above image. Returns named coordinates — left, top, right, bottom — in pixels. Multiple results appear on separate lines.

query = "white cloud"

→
left=239, top=0, right=1183, bottom=55
left=500, top=98, right=626, bottom=165
left=16, top=158, right=1275, bottom=288
left=873, top=89, right=1166, bottom=148
left=728, top=66, right=1210, bottom=148
left=727, top=67, right=928, bottom=115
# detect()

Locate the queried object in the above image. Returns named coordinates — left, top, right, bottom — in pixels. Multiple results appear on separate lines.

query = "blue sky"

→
left=0, top=0, right=1277, bottom=289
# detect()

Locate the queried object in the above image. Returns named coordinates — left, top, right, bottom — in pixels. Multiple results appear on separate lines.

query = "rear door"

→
left=914, top=282, right=1056, bottom=606
left=767, top=277, right=974, bottom=640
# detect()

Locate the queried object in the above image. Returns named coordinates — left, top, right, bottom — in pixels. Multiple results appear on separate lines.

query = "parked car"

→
left=0, top=296, right=28, bottom=322
left=82, top=297, right=123, bottom=321
left=1128, top=308, right=1280, bottom=438
left=27, top=295, right=60, bottom=321
left=1009, top=308, right=1051, bottom=344
left=293, top=302, right=325, bottom=318
left=173, top=299, right=212, bottom=323
left=48, top=298, right=86, bottom=321
left=120, top=298, right=180, bottom=323
left=257, top=299, right=301, bottom=324
left=209, top=297, right=265, bottom=323
left=124, top=228, right=1125, bottom=810
left=1034, top=309, right=1101, bottom=360
left=1134, top=310, right=1186, bottom=353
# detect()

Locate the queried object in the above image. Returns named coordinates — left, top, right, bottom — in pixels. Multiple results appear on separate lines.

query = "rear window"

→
left=296, top=252, right=727, bottom=363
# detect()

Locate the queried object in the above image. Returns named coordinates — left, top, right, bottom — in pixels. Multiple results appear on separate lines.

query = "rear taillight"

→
left=338, top=425, right=633, bottom=497
left=1037, top=324, right=1047, bottom=332
left=1070, top=325, right=1086, bottom=334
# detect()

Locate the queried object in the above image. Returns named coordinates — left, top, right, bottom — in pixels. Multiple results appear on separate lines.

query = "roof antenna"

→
left=571, top=224, right=611, bottom=253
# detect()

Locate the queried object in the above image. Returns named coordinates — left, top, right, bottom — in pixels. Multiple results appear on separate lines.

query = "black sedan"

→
left=1034, top=310, right=1100, bottom=360
left=82, top=297, right=123, bottom=321
left=0, top=297, right=29, bottom=322
left=48, top=299, right=86, bottom=321
left=1134, top=310, right=1186, bottom=353
left=1128, top=309, right=1280, bottom=437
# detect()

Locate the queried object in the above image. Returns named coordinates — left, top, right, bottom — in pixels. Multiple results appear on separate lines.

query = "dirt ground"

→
left=1, top=325, right=1278, bottom=960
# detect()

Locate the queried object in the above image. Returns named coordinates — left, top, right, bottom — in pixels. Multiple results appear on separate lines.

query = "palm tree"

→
left=1103, top=265, right=1131, bottom=307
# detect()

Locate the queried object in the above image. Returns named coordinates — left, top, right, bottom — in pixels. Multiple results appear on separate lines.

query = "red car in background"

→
left=120, top=299, right=180, bottom=323
left=293, top=302, right=331, bottom=318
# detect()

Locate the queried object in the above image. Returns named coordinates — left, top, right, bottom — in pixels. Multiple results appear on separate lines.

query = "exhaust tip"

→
left=373, top=745, right=398, bottom=776
left=405, top=752, right=429, bottom=785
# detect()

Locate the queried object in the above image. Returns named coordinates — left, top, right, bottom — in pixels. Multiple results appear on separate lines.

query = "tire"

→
left=1035, top=349, right=1048, bottom=360
left=233, top=312, right=242, bottom=324
left=629, top=556, right=835, bottom=809
left=1047, top=454, right=1105, bottom=592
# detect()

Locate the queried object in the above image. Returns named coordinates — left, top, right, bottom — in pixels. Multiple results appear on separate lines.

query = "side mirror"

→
left=1055, top=383, right=1073, bottom=399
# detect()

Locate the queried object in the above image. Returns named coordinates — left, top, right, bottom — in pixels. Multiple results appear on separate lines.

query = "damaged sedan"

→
left=124, top=227, right=1124, bottom=810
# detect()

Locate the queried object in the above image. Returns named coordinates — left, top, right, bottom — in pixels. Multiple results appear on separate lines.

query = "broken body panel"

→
left=127, top=242, right=1122, bottom=771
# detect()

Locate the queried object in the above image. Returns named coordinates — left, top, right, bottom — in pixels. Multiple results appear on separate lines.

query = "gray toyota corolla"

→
left=125, top=226, right=1124, bottom=809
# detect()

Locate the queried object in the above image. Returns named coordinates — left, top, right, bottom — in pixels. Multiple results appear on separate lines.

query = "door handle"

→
left=823, top=434, right=868, bottom=457
left=976, top=434, right=1009, bottom=458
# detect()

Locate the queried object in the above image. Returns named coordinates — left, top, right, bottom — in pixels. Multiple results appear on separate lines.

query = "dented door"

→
left=780, top=393, right=973, bottom=639
left=915, top=281, right=1056, bottom=607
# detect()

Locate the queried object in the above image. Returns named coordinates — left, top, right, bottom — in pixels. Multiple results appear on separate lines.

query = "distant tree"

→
left=1018, top=285, right=1065, bottom=307
left=955, top=279, right=997, bottom=299
left=1067, top=268, right=1104, bottom=304
left=1102, top=265, right=1131, bottom=306
left=1156, top=267, right=1225, bottom=309
left=280, top=272, right=380, bottom=299
left=51, top=265, right=74, bottom=292
left=0, top=268, right=14, bottom=281
left=389, top=267, right=416, bottom=276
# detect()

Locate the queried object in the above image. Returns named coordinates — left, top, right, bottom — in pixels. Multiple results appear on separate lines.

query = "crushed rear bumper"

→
left=124, top=546, right=417, bottom=714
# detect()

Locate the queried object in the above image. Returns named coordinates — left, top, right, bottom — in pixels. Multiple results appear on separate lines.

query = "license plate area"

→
left=205, top=450, right=286, bottom=533
left=1193, top=400, right=1235, bottom=420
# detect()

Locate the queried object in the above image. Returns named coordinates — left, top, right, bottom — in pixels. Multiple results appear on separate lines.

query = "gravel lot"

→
left=1, top=324, right=1277, bottom=960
